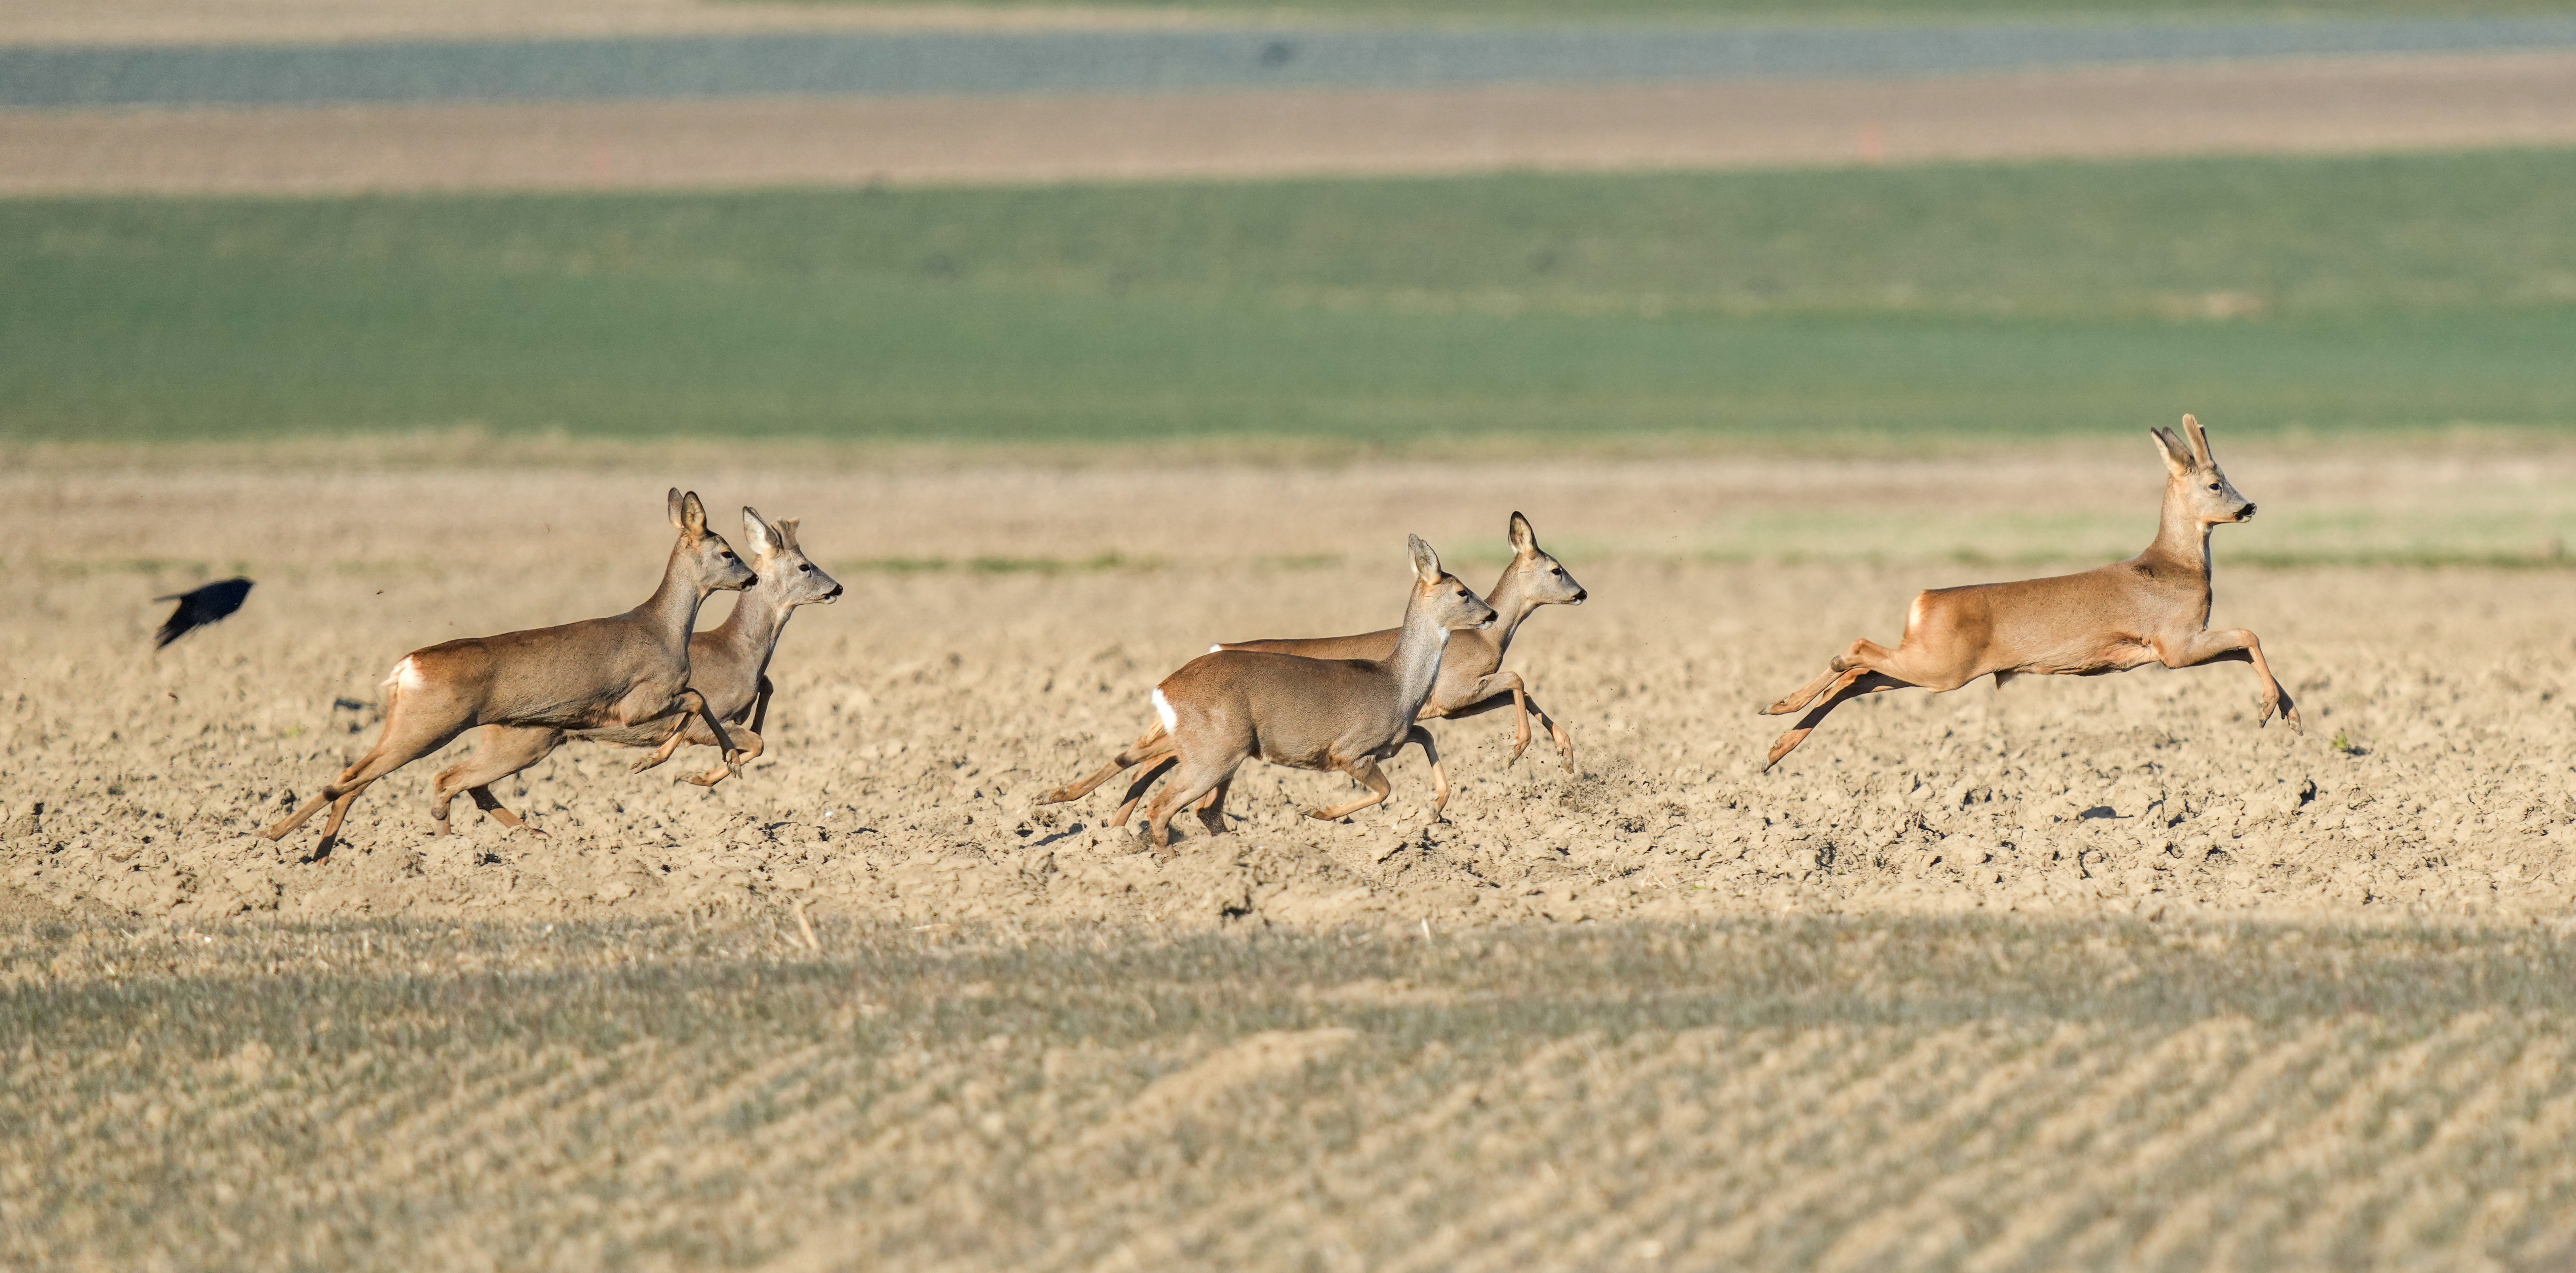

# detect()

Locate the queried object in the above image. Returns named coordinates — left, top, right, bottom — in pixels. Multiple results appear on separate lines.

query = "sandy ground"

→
left=5, top=438, right=2574, bottom=933
left=9, top=440, right=2576, bottom=1269
left=6, top=50, right=2573, bottom=193
left=0, top=0, right=1214, bottom=46
left=8, top=919, right=2576, bottom=1269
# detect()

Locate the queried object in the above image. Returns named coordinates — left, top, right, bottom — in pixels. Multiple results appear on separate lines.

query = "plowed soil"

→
left=7, top=438, right=2573, bottom=932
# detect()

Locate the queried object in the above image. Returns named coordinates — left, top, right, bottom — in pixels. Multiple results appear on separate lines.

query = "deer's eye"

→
left=2207, top=483, right=2220, bottom=491
left=720, top=551, right=736, bottom=560
left=799, top=563, right=813, bottom=573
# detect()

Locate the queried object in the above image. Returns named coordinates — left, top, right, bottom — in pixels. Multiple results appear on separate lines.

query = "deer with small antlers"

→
left=1759, top=414, right=2297, bottom=769
left=436, top=508, right=843, bottom=833
left=260, top=490, right=757, bottom=850
left=1041, top=535, right=1496, bottom=854
left=1039, top=511, right=1585, bottom=827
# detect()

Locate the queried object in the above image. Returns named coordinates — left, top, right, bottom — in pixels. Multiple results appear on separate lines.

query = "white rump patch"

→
left=1152, top=687, right=1178, bottom=732
left=381, top=656, right=424, bottom=695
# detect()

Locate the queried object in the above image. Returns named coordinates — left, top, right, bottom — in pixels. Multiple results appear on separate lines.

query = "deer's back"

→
left=1222, top=627, right=1401, bottom=661
left=1224, top=626, right=1503, bottom=700
left=1918, top=562, right=2192, bottom=674
left=406, top=613, right=682, bottom=727
left=1160, top=651, right=1411, bottom=769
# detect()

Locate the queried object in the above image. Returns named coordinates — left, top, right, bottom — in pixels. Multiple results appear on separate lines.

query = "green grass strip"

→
left=7, top=150, right=2574, bottom=443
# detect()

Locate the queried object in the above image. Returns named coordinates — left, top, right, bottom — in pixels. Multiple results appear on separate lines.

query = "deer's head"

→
left=667, top=488, right=759, bottom=594
left=740, top=508, right=843, bottom=609
left=2152, top=415, right=2256, bottom=526
left=1411, top=535, right=1498, bottom=634
left=1506, top=511, right=1588, bottom=607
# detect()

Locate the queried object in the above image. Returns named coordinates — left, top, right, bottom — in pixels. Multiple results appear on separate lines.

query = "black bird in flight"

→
left=154, top=578, right=254, bottom=649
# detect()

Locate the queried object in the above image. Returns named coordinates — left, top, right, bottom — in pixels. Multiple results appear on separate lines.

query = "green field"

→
left=7, top=149, right=2574, bottom=445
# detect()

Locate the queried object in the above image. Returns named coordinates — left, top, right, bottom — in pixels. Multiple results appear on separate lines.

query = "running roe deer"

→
left=259, top=490, right=758, bottom=849
left=1042, top=535, right=1496, bottom=853
left=1223, top=511, right=1587, bottom=763
left=440, top=508, right=843, bottom=833
left=1038, top=511, right=1586, bottom=827
left=1758, top=414, right=2297, bottom=770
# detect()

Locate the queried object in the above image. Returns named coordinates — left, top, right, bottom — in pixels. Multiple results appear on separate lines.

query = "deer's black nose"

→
left=1572, top=589, right=1588, bottom=604
left=825, top=585, right=844, bottom=601
left=2240, top=503, right=2257, bottom=520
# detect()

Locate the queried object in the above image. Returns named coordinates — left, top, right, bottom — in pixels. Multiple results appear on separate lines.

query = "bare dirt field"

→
left=11, top=51, right=2576, bottom=194
left=8, top=917, right=2576, bottom=1270
left=8, top=438, right=2576, bottom=1268
left=6, top=436, right=2574, bottom=932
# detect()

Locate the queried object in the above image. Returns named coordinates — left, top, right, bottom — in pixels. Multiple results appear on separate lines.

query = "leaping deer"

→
left=1038, top=511, right=1586, bottom=827
left=437, top=508, right=843, bottom=833
left=1041, top=535, right=1495, bottom=854
left=259, top=490, right=757, bottom=851
left=1759, top=414, right=2297, bottom=770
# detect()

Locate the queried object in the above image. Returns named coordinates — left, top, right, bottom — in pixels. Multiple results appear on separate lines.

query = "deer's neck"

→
left=2140, top=487, right=2215, bottom=588
left=1484, top=564, right=1539, bottom=658
left=709, top=586, right=793, bottom=667
left=1384, top=591, right=1454, bottom=719
left=637, top=546, right=711, bottom=653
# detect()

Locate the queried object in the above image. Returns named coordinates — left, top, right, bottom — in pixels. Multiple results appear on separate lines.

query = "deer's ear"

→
left=775, top=517, right=802, bottom=552
left=740, top=507, right=780, bottom=556
left=1409, top=534, right=1441, bottom=585
left=2150, top=428, right=2193, bottom=475
left=667, top=488, right=687, bottom=529
left=679, top=491, right=709, bottom=535
left=1509, top=511, right=1538, bottom=556
left=2183, top=413, right=2215, bottom=465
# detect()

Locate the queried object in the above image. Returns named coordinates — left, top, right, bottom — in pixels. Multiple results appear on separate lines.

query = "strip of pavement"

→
left=5, top=52, right=2571, bottom=195
left=8, top=18, right=2576, bottom=108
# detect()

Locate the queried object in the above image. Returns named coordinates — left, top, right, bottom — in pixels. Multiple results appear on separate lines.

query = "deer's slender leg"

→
left=1386, top=726, right=1451, bottom=817
left=1108, top=756, right=1178, bottom=828
left=1305, top=756, right=1394, bottom=822
left=1763, top=671, right=1912, bottom=770
left=1433, top=680, right=1578, bottom=768
left=683, top=726, right=763, bottom=787
left=1193, top=776, right=1234, bottom=837
left=2158, top=628, right=2300, bottom=728
left=263, top=708, right=466, bottom=843
left=1038, top=727, right=1172, bottom=806
left=1765, top=639, right=1900, bottom=716
left=308, top=714, right=469, bottom=846
left=468, top=787, right=543, bottom=834
left=1143, top=759, right=1237, bottom=854
left=432, top=725, right=562, bottom=835
left=1407, top=726, right=1451, bottom=820
left=749, top=675, right=775, bottom=736
left=633, top=691, right=735, bottom=775
left=631, top=720, right=691, bottom=773
left=1431, top=671, right=1537, bottom=763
